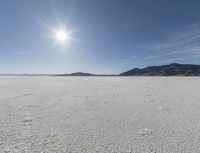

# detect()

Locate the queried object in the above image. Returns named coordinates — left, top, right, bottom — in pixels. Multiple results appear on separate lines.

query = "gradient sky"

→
left=0, top=0, right=200, bottom=74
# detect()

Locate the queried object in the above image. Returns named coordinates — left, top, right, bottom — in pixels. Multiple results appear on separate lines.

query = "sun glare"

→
left=42, top=20, right=75, bottom=48
left=55, top=29, right=68, bottom=42
left=51, top=27, right=73, bottom=47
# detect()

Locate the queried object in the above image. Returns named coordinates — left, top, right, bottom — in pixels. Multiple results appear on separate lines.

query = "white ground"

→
left=0, top=77, right=200, bottom=153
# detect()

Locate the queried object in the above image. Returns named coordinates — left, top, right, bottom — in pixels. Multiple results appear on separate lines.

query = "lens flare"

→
left=52, top=28, right=73, bottom=47
left=55, top=29, right=68, bottom=42
left=41, top=18, right=76, bottom=48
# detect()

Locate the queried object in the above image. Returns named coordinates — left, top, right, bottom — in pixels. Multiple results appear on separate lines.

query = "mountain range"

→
left=54, top=63, right=200, bottom=76
left=120, top=63, right=200, bottom=76
left=0, top=63, right=200, bottom=76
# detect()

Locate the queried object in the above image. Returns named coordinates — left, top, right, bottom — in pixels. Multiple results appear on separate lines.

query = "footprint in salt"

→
left=22, top=116, right=33, bottom=122
left=148, top=99, right=155, bottom=103
left=138, top=128, right=153, bottom=136
left=104, top=101, right=108, bottom=104
left=147, top=93, right=152, bottom=96
left=23, top=93, right=33, bottom=97
left=158, top=106, right=169, bottom=112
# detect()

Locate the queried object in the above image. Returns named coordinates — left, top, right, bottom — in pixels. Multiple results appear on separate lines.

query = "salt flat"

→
left=0, top=77, right=200, bottom=153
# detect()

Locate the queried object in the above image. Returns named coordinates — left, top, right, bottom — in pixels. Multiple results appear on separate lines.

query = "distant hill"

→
left=120, top=63, right=200, bottom=76
left=68, top=72, right=95, bottom=76
left=69, top=72, right=96, bottom=76
left=54, top=72, right=96, bottom=76
left=55, top=72, right=116, bottom=76
left=1, top=63, right=200, bottom=76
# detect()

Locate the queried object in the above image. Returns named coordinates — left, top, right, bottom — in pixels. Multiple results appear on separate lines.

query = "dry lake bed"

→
left=0, top=77, right=200, bottom=153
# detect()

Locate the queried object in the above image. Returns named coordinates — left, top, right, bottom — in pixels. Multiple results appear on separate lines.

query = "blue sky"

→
left=0, top=0, right=200, bottom=74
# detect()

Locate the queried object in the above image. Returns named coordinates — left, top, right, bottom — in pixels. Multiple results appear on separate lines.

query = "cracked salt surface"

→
left=0, top=77, right=200, bottom=152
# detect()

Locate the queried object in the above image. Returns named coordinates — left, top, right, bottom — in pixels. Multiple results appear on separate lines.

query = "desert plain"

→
left=0, top=77, right=200, bottom=153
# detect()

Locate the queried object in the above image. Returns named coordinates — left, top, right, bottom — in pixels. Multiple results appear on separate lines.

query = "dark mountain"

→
left=1, top=63, right=200, bottom=76
left=55, top=72, right=116, bottom=76
left=55, top=72, right=96, bottom=76
left=68, top=72, right=96, bottom=76
left=120, top=63, right=200, bottom=76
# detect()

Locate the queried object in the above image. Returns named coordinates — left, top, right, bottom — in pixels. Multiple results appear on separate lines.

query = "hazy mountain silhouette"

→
left=1, top=63, right=200, bottom=76
left=55, top=72, right=96, bottom=76
left=67, top=72, right=95, bottom=76
left=55, top=72, right=116, bottom=76
left=120, top=63, right=200, bottom=76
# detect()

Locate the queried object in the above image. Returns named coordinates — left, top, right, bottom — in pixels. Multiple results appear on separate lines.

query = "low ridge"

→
left=120, top=63, right=200, bottom=76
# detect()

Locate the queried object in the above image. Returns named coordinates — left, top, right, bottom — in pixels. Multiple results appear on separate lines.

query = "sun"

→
left=53, top=28, right=72, bottom=46
left=55, top=29, right=68, bottom=42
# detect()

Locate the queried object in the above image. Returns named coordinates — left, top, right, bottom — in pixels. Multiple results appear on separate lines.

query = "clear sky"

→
left=0, top=0, right=200, bottom=74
